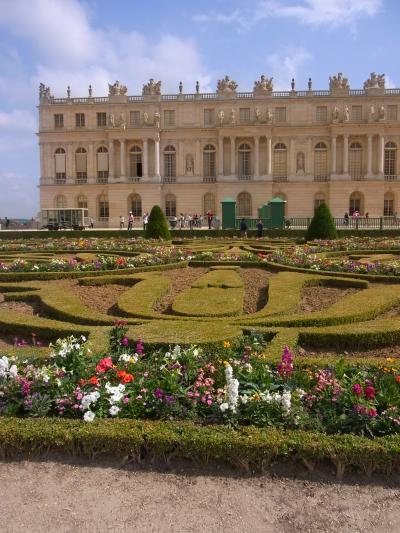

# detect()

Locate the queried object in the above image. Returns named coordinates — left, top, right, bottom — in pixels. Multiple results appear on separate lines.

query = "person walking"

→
left=143, top=211, right=149, bottom=231
left=207, top=210, right=213, bottom=230
left=119, top=215, right=125, bottom=229
left=344, top=212, right=349, bottom=226
left=89, top=216, right=94, bottom=229
left=127, top=211, right=134, bottom=230
left=256, top=219, right=264, bottom=238
left=239, top=218, right=247, bottom=238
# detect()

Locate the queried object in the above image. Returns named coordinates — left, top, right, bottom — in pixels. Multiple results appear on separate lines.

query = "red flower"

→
left=395, top=375, right=400, bottom=383
left=89, top=376, right=100, bottom=386
left=365, top=385, right=376, bottom=399
left=117, top=370, right=134, bottom=383
left=95, top=357, right=113, bottom=373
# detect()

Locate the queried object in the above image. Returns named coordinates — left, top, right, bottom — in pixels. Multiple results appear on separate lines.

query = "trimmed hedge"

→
left=0, top=418, right=399, bottom=478
left=306, top=203, right=338, bottom=241
left=145, top=205, right=171, bottom=240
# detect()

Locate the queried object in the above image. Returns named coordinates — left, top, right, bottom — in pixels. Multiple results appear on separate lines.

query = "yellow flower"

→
left=386, top=357, right=396, bottom=363
left=223, top=341, right=231, bottom=349
left=223, top=360, right=229, bottom=367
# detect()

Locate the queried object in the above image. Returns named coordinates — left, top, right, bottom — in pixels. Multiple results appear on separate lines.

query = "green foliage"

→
left=145, top=205, right=171, bottom=240
left=306, top=203, right=338, bottom=241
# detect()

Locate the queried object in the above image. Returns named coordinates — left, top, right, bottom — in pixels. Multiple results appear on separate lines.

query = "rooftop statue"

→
left=39, top=83, right=52, bottom=101
left=253, top=74, right=273, bottom=94
left=108, top=80, right=128, bottom=96
left=329, top=73, right=350, bottom=91
left=364, top=72, right=385, bottom=90
left=142, top=78, right=162, bottom=96
left=216, top=75, right=238, bottom=93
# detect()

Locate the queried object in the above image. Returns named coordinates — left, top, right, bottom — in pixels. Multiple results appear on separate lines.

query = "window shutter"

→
left=76, top=153, right=87, bottom=172
left=55, top=154, right=66, bottom=173
left=97, top=152, right=108, bottom=171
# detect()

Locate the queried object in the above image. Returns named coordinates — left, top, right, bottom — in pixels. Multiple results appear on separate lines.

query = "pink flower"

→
left=365, top=385, right=376, bottom=399
left=120, top=337, right=129, bottom=346
left=352, top=383, right=363, bottom=396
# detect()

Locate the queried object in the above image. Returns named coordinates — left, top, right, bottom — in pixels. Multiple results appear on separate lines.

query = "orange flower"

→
left=395, top=375, right=400, bottom=383
left=89, top=376, right=100, bottom=386
left=117, top=370, right=134, bottom=383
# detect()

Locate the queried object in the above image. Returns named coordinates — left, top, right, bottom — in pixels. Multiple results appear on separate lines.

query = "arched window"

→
left=164, top=145, right=176, bottom=178
left=384, top=192, right=395, bottom=216
left=203, top=144, right=216, bottom=177
left=314, top=142, right=328, bottom=180
left=314, top=192, right=326, bottom=211
left=349, top=142, right=363, bottom=180
left=129, top=146, right=142, bottom=178
left=385, top=142, right=397, bottom=178
left=96, top=146, right=108, bottom=182
left=55, top=194, right=67, bottom=208
left=54, top=148, right=66, bottom=182
left=75, top=147, right=87, bottom=182
left=203, top=192, right=216, bottom=215
left=76, top=194, right=87, bottom=209
left=165, top=193, right=176, bottom=217
left=349, top=192, right=363, bottom=216
left=130, top=193, right=142, bottom=217
left=237, top=191, right=252, bottom=217
left=98, top=194, right=109, bottom=219
left=238, top=143, right=251, bottom=177
left=273, top=143, right=287, bottom=179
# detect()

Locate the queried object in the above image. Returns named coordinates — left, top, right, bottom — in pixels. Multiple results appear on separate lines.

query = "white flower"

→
left=109, top=405, right=120, bottom=416
left=0, top=356, right=9, bottom=377
left=220, top=402, right=229, bottom=412
left=193, top=348, right=199, bottom=357
left=8, top=365, right=18, bottom=378
left=240, top=394, right=249, bottom=404
left=81, top=391, right=100, bottom=410
left=56, top=378, right=62, bottom=388
left=83, top=410, right=95, bottom=422
left=119, top=353, right=134, bottom=363
left=81, top=336, right=87, bottom=342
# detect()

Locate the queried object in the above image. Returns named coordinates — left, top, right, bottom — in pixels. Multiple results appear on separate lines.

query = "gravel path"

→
left=0, top=461, right=399, bottom=533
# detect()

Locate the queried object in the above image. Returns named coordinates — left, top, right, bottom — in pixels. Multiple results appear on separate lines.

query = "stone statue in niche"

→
left=343, top=105, right=350, bottom=122
left=254, top=107, right=261, bottom=122
left=230, top=108, right=236, bottom=125
left=332, top=106, right=339, bottom=122
left=118, top=113, right=126, bottom=129
left=378, top=105, right=386, bottom=120
left=185, top=154, right=194, bottom=175
left=154, top=111, right=160, bottom=129
left=266, top=108, right=272, bottom=123
left=108, top=113, right=115, bottom=127
left=368, top=104, right=375, bottom=121
left=296, top=152, right=305, bottom=175
left=217, top=109, right=224, bottom=126
left=143, top=112, right=149, bottom=125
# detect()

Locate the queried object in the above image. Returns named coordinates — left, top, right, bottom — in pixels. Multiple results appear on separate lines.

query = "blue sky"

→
left=0, top=0, right=399, bottom=217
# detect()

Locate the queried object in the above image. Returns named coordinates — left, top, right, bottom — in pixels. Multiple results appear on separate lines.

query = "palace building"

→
left=38, top=72, right=400, bottom=226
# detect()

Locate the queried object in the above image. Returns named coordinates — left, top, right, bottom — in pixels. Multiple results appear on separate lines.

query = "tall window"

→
left=238, top=143, right=251, bottom=177
left=349, top=142, right=363, bottom=179
left=314, top=142, right=328, bottom=180
left=351, top=106, right=362, bottom=121
left=316, top=106, right=327, bottom=122
left=54, top=148, right=66, bottom=182
left=96, top=146, right=109, bottom=182
left=75, top=148, right=87, bottom=181
left=55, top=194, right=67, bottom=208
left=130, top=194, right=142, bottom=217
left=77, top=195, right=87, bottom=209
left=203, top=144, right=216, bottom=177
left=349, top=192, right=363, bottom=215
left=203, top=192, right=216, bottom=215
left=75, top=113, right=85, bottom=127
left=54, top=114, right=64, bottom=128
left=239, top=108, right=250, bottom=123
left=129, top=146, right=142, bottom=177
left=387, top=105, right=398, bottom=121
left=204, top=109, right=215, bottom=126
left=130, top=111, right=141, bottom=126
left=385, top=142, right=397, bottom=178
left=237, top=191, right=252, bottom=217
left=97, top=112, right=107, bottom=127
left=314, top=193, right=326, bottom=211
left=98, top=194, right=109, bottom=219
left=273, top=143, right=287, bottom=179
left=164, top=110, right=175, bottom=126
left=165, top=194, right=176, bottom=217
left=164, top=145, right=176, bottom=177
left=384, top=193, right=395, bottom=216
left=275, top=107, right=286, bottom=122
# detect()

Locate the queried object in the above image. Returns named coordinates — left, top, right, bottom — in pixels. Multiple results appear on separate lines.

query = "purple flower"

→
left=352, top=383, right=363, bottom=396
left=165, top=394, right=175, bottom=403
left=120, top=337, right=129, bottom=346
left=136, top=339, right=144, bottom=355
left=154, top=388, right=164, bottom=399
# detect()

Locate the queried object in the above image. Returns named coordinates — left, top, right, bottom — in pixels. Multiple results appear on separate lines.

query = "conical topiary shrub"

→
left=145, top=205, right=171, bottom=240
left=305, top=203, right=338, bottom=241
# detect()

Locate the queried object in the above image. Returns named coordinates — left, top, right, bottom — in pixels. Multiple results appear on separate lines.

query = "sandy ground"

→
left=0, top=461, right=399, bottom=533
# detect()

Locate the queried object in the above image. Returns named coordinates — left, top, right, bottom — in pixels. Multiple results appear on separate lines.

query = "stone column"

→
left=178, top=140, right=184, bottom=176
left=379, top=135, right=385, bottom=174
left=343, top=134, right=349, bottom=174
left=230, top=136, right=235, bottom=176
left=331, top=135, right=337, bottom=174
left=67, top=143, right=74, bottom=182
left=254, top=135, right=259, bottom=177
left=289, top=137, right=295, bottom=177
left=218, top=136, right=224, bottom=176
left=108, top=140, right=114, bottom=180
left=88, top=142, right=94, bottom=181
left=154, top=135, right=160, bottom=180
left=143, top=138, right=148, bottom=178
left=120, top=139, right=126, bottom=178
left=39, top=143, right=45, bottom=180
left=195, top=139, right=201, bottom=176
left=367, top=134, right=372, bottom=176
left=267, top=136, right=272, bottom=175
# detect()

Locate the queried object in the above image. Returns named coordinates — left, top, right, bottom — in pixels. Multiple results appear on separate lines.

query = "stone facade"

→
left=38, top=73, right=400, bottom=226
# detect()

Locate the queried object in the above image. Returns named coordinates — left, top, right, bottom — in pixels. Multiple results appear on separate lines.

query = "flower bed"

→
left=305, top=237, right=400, bottom=253
left=195, top=251, right=260, bottom=262
left=1, top=325, right=399, bottom=438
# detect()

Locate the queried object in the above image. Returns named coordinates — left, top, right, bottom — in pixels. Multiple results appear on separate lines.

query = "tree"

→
left=305, top=203, right=338, bottom=241
left=145, top=205, right=171, bottom=240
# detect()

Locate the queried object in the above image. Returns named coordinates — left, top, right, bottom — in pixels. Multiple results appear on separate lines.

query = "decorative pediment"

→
left=253, top=75, right=273, bottom=95
left=216, top=75, right=238, bottom=94
left=329, top=73, right=350, bottom=93
left=142, top=78, right=162, bottom=96
left=39, top=83, right=52, bottom=101
left=108, top=80, right=128, bottom=96
left=364, top=72, right=385, bottom=90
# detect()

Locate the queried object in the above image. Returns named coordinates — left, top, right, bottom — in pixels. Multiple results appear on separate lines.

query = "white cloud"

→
left=266, top=48, right=312, bottom=90
left=385, top=75, right=396, bottom=89
left=0, top=110, right=36, bottom=133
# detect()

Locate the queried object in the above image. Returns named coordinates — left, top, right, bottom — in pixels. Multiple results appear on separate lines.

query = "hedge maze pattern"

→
left=1, top=240, right=400, bottom=358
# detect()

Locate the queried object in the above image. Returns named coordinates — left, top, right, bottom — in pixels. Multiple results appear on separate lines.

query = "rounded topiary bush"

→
left=145, top=205, right=171, bottom=240
left=306, top=203, right=338, bottom=241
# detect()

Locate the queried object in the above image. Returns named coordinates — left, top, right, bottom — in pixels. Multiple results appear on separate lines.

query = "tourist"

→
left=239, top=218, right=247, bottom=238
left=365, top=212, right=369, bottom=227
left=5, top=217, right=9, bottom=229
left=344, top=212, right=349, bottom=226
left=119, top=215, right=125, bottom=229
left=256, top=219, right=264, bottom=238
left=199, top=214, right=203, bottom=228
left=127, top=211, right=134, bottom=230
left=89, top=216, right=94, bottom=229
left=207, top=210, right=213, bottom=230
left=143, top=211, right=149, bottom=231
